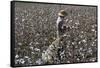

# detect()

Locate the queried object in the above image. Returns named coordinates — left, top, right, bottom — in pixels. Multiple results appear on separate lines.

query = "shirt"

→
left=56, top=16, right=64, bottom=33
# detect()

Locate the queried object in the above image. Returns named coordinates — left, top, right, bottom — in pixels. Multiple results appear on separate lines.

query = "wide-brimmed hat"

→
left=58, top=10, right=67, bottom=16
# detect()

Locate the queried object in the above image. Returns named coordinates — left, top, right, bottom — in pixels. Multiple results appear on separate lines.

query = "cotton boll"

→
left=22, top=18, right=25, bottom=22
left=89, top=58, right=96, bottom=62
left=34, top=48, right=40, bottom=52
left=82, top=39, right=87, bottom=43
left=19, top=59, right=25, bottom=64
left=36, top=59, right=43, bottom=65
left=24, top=56, right=29, bottom=59
left=18, top=42, right=22, bottom=46
left=29, top=46, right=34, bottom=50
left=15, top=54, right=19, bottom=58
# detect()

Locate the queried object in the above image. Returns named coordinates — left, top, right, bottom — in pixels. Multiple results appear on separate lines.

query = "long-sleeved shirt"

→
left=56, top=16, right=65, bottom=36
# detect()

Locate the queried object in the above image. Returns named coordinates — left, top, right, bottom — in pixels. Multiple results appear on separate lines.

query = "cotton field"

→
left=14, top=2, right=97, bottom=66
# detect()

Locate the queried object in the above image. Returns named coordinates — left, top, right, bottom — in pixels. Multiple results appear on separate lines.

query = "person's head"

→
left=58, top=10, right=68, bottom=17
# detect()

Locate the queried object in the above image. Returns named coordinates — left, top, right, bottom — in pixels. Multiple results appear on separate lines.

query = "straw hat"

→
left=58, top=10, right=67, bottom=16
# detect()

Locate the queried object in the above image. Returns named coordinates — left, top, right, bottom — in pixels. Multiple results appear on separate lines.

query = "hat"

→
left=58, top=10, right=67, bottom=16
